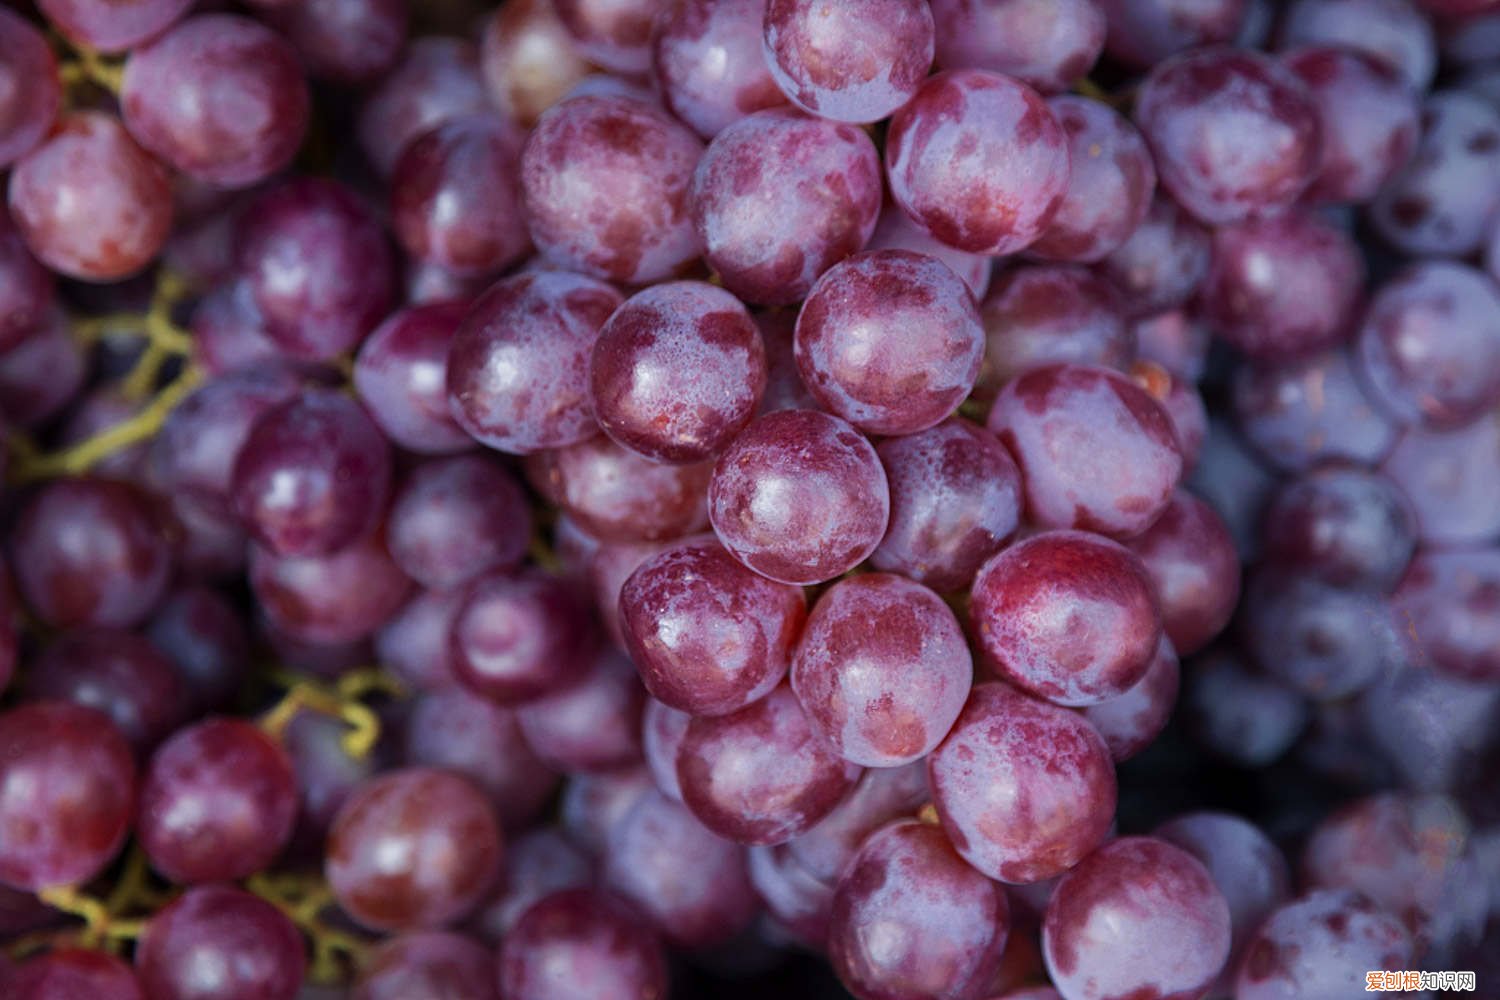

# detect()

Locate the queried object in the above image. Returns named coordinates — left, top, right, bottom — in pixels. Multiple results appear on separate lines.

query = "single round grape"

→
left=521, top=95, right=703, bottom=284
left=231, top=389, right=392, bottom=557
left=691, top=108, right=882, bottom=306
left=763, top=0, right=935, bottom=124
left=886, top=70, right=1070, bottom=255
left=561, top=767, right=654, bottom=857
left=590, top=281, right=766, bottom=463
left=748, top=843, right=834, bottom=948
left=641, top=699, right=690, bottom=802
left=353, top=301, right=472, bottom=455
left=1095, top=195, right=1211, bottom=318
left=1360, top=664, right=1500, bottom=792
left=620, top=537, right=805, bottom=717
left=708, top=409, right=890, bottom=586
left=357, top=37, right=490, bottom=177
left=930, top=0, right=1105, bottom=94
left=1383, top=411, right=1500, bottom=547
left=8, top=111, right=172, bottom=282
left=795, top=250, right=984, bottom=436
left=480, top=0, right=591, bottom=127
left=355, top=932, right=498, bottom=1000
left=516, top=646, right=645, bottom=773
left=1262, top=466, right=1416, bottom=592
left=654, top=0, right=787, bottom=138
left=137, top=718, right=297, bottom=884
left=866, top=202, right=992, bottom=300
left=499, top=889, right=668, bottom=1000
left=0, top=9, right=59, bottom=169
left=987, top=363, right=1183, bottom=539
left=470, top=827, right=594, bottom=940
left=121, top=14, right=308, bottom=188
left=135, top=884, right=306, bottom=1000
left=1201, top=210, right=1365, bottom=363
left=236, top=178, right=395, bottom=360
left=677, top=684, right=861, bottom=846
left=1134, top=46, right=1321, bottom=225
left=1043, top=837, right=1232, bottom=1000
left=528, top=435, right=713, bottom=543
left=10, top=477, right=171, bottom=629
left=785, top=761, right=929, bottom=884
left=1126, top=491, right=1240, bottom=656
left=1394, top=547, right=1500, bottom=683
left=1234, top=890, right=1413, bottom=1000
left=188, top=278, right=288, bottom=378
left=1231, top=348, right=1396, bottom=473
left=388, top=455, right=531, bottom=592
left=1283, top=46, right=1421, bottom=205
left=871, top=418, right=1022, bottom=594
left=1355, top=261, right=1500, bottom=430
left=1097, top=0, right=1248, bottom=68
left=449, top=570, right=595, bottom=705
left=391, top=115, right=530, bottom=278
left=38, top=0, right=194, bottom=53
left=146, top=586, right=251, bottom=718
left=258, top=615, right=374, bottom=680
left=0, top=702, right=136, bottom=890
left=1186, top=651, right=1311, bottom=768
left=928, top=682, right=1116, bottom=884
left=446, top=270, right=623, bottom=454
left=1278, top=0, right=1436, bottom=92
left=376, top=587, right=463, bottom=691
left=9, top=948, right=144, bottom=1000
left=1081, top=636, right=1180, bottom=762
left=273, top=0, right=407, bottom=84
left=792, top=573, right=972, bottom=767
left=976, top=266, right=1132, bottom=398
left=327, top=767, right=502, bottom=932
left=248, top=532, right=412, bottom=645
left=553, top=0, right=657, bottom=74
left=829, top=820, right=1011, bottom=1000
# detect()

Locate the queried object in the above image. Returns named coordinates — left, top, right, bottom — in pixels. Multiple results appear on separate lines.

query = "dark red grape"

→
left=1382, top=411, right=1500, bottom=547
left=1080, top=635, right=1180, bottom=762
left=653, top=0, right=787, bottom=138
left=1278, top=0, right=1436, bottom=92
left=499, top=889, right=668, bottom=1000
left=785, top=761, right=929, bottom=885
left=528, top=435, right=713, bottom=543
left=358, top=37, right=490, bottom=177
left=1262, top=466, right=1416, bottom=592
left=480, top=0, right=591, bottom=127
left=376, top=587, right=463, bottom=691
left=274, top=0, right=407, bottom=84
left=38, top=0, right=194, bottom=52
left=866, top=202, right=992, bottom=300
left=0, top=9, right=59, bottom=169
left=1186, top=650, right=1311, bottom=767
left=248, top=531, right=412, bottom=645
left=353, top=301, right=473, bottom=455
left=135, top=884, right=306, bottom=1000
left=9, top=948, right=144, bottom=1000
left=387, top=455, right=530, bottom=591
left=1231, top=348, right=1396, bottom=473
left=930, top=0, right=1105, bottom=94
left=1095, top=195, right=1211, bottom=318
left=553, top=0, right=657, bottom=74
left=355, top=931, right=498, bottom=1000
left=976, top=266, right=1132, bottom=398
left=470, top=826, right=593, bottom=939
left=450, top=570, right=594, bottom=705
left=1394, top=547, right=1500, bottom=683
left=1234, top=889, right=1412, bottom=1000
left=516, top=645, right=645, bottom=773
left=1097, top=0, right=1248, bottom=68
left=1126, top=491, right=1240, bottom=656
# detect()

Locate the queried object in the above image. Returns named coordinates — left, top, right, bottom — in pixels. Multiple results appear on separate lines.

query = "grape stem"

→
left=75, top=269, right=196, bottom=400
left=57, top=46, right=124, bottom=95
left=259, top=669, right=402, bottom=759
left=245, top=872, right=369, bottom=985
left=36, top=886, right=147, bottom=952
left=1073, top=76, right=1134, bottom=111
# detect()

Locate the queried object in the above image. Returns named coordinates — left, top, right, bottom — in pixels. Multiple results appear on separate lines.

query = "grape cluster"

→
left=0, top=0, right=1497, bottom=998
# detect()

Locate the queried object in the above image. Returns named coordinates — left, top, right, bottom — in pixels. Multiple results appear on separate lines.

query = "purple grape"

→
left=248, top=532, right=412, bottom=645
left=587, top=535, right=676, bottom=651
left=1235, top=890, right=1412, bottom=1000
left=653, top=0, right=788, bottom=138
left=135, top=884, right=306, bottom=1000
left=786, top=762, right=929, bottom=885
left=1186, top=650, right=1311, bottom=767
left=354, top=301, right=474, bottom=455
left=553, top=0, right=657, bottom=74
left=327, top=767, right=502, bottom=932
left=516, top=645, right=645, bottom=773
left=521, top=95, right=703, bottom=284
left=691, top=108, right=882, bottom=306
left=500, top=889, right=668, bottom=1000
left=561, top=767, right=654, bottom=857
left=1382, top=411, right=1500, bottom=547
left=449, top=570, right=595, bottom=704
left=619, top=537, right=805, bottom=717
left=795, top=250, right=984, bottom=435
left=1095, top=195, right=1211, bottom=318
left=1126, top=491, right=1240, bottom=656
left=282, top=708, right=378, bottom=854
left=886, top=70, right=1070, bottom=255
left=445, top=270, right=623, bottom=454
left=590, top=281, right=766, bottom=463
left=357, top=37, right=490, bottom=177
left=0, top=702, right=136, bottom=890
left=188, top=279, right=288, bottom=378
left=928, top=683, right=1116, bottom=884
left=866, top=202, right=993, bottom=300
left=930, top=0, right=1105, bottom=94
left=355, top=932, right=498, bottom=1000
left=1042, top=837, right=1231, bottom=1000
left=708, top=409, right=890, bottom=586
left=1278, top=0, right=1436, bottom=92
left=829, top=820, right=1011, bottom=1000
left=763, top=0, right=935, bottom=123
left=986, top=363, right=1183, bottom=539
left=529, top=435, right=713, bottom=543
left=748, top=843, right=833, bottom=948
left=1359, top=664, right=1500, bottom=792
left=1262, top=466, right=1416, bottom=592
left=470, top=827, right=593, bottom=940
left=387, top=455, right=531, bottom=591
left=976, top=266, right=1132, bottom=397
left=9, top=949, right=144, bottom=1000
left=480, top=0, right=591, bottom=127
left=0, top=214, right=52, bottom=355
left=1080, top=635, right=1180, bottom=762
left=1394, top=547, right=1500, bottom=683
left=376, top=586, right=463, bottom=691
left=0, top=9, right=59, bottom=169
left=22, top=628, right=186, bottom=754
left=55, top=385, right=150, bottom=480
left=0, top=310, right=85, bottom=427
left=38, top=0, right=194, bottom=52
left=273, top=0, right=407, bottom=84
left=1134, top=47, right=1321, bottom=225
left=641, top=699, right=690, bottom=802
left=1097, top=0, right=1248, bottom=68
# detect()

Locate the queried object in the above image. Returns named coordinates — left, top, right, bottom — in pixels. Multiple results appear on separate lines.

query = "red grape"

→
left=376, top=586, right=463, bottom=691
left=1126, top=491, right=1240, bottom=656
left=499, top=889, right=668, bottom=1000
left=355, top=932, right=498, bottom=1000
left=641, top=698, right=690, bottom=802
left=653, top=0, right=788, bottom=138
left=1095, top=195, right=1211, bottom=318
left=357, top=37, right=490, bottom=177
left=470, top=827, right=593, bottom=939
left=273, top=0, right=407, bottom=84
left=866, top=202, right=993, bottom=300
left=976, top=266, right=1132, bottom=397
left=1382, top=411, right=1500, bottom=547
left=1394, top=547, right=1500, bottom=683
left=786, top=761, right=930, bottom=884
left=135, top=884, right=306, bottom=1000
left=1262, top=466, right=1416, bottom=591
left=248, top=531, right=412, bottom=645
left=353, top=301, right=474, bottom=455
left=38, top=0, right=194, bottom=53
left=1234, top=889, right=1413, bottom=1000
left=449, top=570, right=595, bottom=704
left=1278, top=0, right=1436, bottom=92
left=1097, top=0, right=1248, bottom=68
left=553, top=0, right=658, bottom=74
left=9, top=949, right=143, bottom=1000
left=0, top=9, right=60, bottom=169
left=1231, top=348, right=1396, bottom=473
left=516, top=645, right=646, bottom=773
left=528, top=435, right=713, bottom=543
left=387, top=454, right=531, bottom=591
left=930, top=0, right=1105, bottom=94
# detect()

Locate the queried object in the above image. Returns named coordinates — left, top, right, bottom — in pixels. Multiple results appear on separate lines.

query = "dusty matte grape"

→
left=930, top=0, right=1105, bottom=94
left=135, top=884, right=305, bottom=1000
left=1126, top=491, right=1240, bottom=656
left=553, top=0, right=657, bottom=74
left=653, top=0, right=787, bottom=138
left=449, top=570, right=594, bottom=705
left=1096, top=195, right=1211, bottom=318
left=387, top=455, right=531, bottom=591
left=529, top=435, right=713, bottom=544
left=354, top=301, right=474, bottom=455
left=786, top=762, right=929, bottom=884
left=1235, top=890, right=1413, bottom=1000
left=976, top=266, right=1132, bottom=398
left=248, top=532, right=412, bottom=645
left=499, top=889, right=668, bottom=1000
left=1081, top=636, right=1180, bottom=762
left=1382, top=412, right=1500, bottom=547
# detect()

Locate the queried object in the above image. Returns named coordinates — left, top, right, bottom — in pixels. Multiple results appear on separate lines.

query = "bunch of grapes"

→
left=0, top=0, right=1497, bottom=997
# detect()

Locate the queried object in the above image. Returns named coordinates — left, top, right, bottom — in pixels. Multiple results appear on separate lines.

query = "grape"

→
left=590, top=281, right=767, bottom=463
left=1081, top=635, right=1180, bottom=762
left=1234, top=889, right=1413, bottom=1000
left=1369, top=91, right=1500, bottom=257
left=480, top=0, right=591, bottom=127
left=928, top=683, right=1116, bottom=884
left=929, top=0, right=1105, bottom=94
left=653, top=0, right=788, bottom=138
left=22, top=628, right=186, bottom=754
left=1355, top=261, right=1500, bottom=429
left=0, top=9, right=59, bottom=170
left=528, top=435, right=713, bottom=543
left=1185, top=650, right=1311, bottom=768
left=971, top=530, right=1162, bottom=706
left=871, top=418, right=1022, bottom=594
left=602, top=789, right=759, bottom=948
left=258, top=616, right=373, bottom=680
left=248, top=532, right=412, bottom=645
left=188, top=279, right=288, bottom=378
left=641, top=699, right=690, bottom=802
left=391, top=115, right=530, bottom=278
left=0, top=217, right=50, bottom=358
left=516, top=645, right=645, bottom=773
left=449, top=570, right=595, bottom=704
left=976, top=266, right=1132, bottom=398
left=1042, top=837, right=1231, bottom=1000
left=1134, top=47, right=1321, bottom=225
left=986, top=363, right=1183, bottom=539
left=1394, top=547, right=1500, bottom=682
left=0, top=702, right=135, bottom=890
left=792, top=573, right=972, bottom=767
left=8, top=111, right=173, bottom=282
left=353, top=301, right=473, bottom=455
left=230, top=389, right=393, bottom=557
left=10, top=477, right=171, bottom=629
left=137, top=718, right=297, bottom=883
left=1152, top=366, right=1208, bottom=474
left=376, top=587, right=463, bottom=691
left=521, top=95, right=703, bottom=284
left=274, top=0, right=407, bottom=84
left=561, top=767, right=653, bottom=856
left=38, top=0, right=194, bottom=53
left=586, top=535, right=675, bottom=651
left=785, top=761, right=929, bottom=884
left=866, top=202, right=993, bottom=300
left=619, top=536, right=805, bottom=717
left=1097, top=0, right=1248, bottom=68
left=762, top=0, right=935, bottom=124
left=690, top=108, right=882, bottom=306
left=470, top=827, right=593, bottom=939
left=1278, top=0, right=1436, bottom=92
left=357, top=37, right=491, bottom=177
left=708, top=409, right=890, bottom=586
left=1200, top=210, right=1365, bottom=363
left=1382, top=411, right=1500, bottom=546
left=829, top=820, right=1011, bottom=1000
left=1125, top=491, right=1239, bottom=656
left=121, top=14, right=309, bottom=189
left=747, top=843, right=833, bottom=948
left=553, top=0, right=657, bottom=74
left=9, top=949, right=144, bottom=1000
left=1283, top=46, right=1421, bottom=205
left=327, top=767, right=503, bottom=932
left=1095, top=195, right=1211, bottom=318
left=355, top=932, right=497, bottom=1000
left=499, top=889, right=668, bottom=1000
left=1358, top=664, right=1500, bottom=792
left=795, top=250, right=984, bottom=435
left=135, top=884, right=306, bottom=1000
left=281, top=709, right=378, bottom=854
left=0, top=310, right=87, bottom=426
left=886, top=70, right=1070, bottom=255
left=753, top=310, right=821, bottom=415
left=1262, top=466, right=1416, bottom=592
left=445, top=270, right=623, bottom=454
left=387, top=455, right=531, bottom=591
